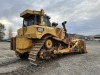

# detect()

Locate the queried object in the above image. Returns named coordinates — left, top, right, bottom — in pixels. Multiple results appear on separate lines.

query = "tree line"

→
left=0, top=23, right=13, bottom=41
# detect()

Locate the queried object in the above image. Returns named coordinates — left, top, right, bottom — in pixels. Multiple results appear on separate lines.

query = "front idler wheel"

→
left=45, top=39, right=53, bottom=50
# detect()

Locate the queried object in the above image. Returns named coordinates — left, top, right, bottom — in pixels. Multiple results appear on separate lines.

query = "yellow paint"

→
left=17, top=25, right=65, bottom=41
left=54, top=48, right=71, bottom=54
left=16, top=48, right=32, bottom=54
left=45, top=39, right=53, bottom=49
left=16, top=37, right=33, bottom=50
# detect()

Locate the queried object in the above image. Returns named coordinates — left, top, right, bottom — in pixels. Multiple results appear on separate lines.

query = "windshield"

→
left=23, top=14, right=40, bottom=27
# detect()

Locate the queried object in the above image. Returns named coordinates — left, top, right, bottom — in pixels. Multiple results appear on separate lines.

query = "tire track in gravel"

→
left=0, top=58, right=30, bottom=74
left=0, top=55, right=30, bottom=75
left=0, top=57, right=20, bottom=67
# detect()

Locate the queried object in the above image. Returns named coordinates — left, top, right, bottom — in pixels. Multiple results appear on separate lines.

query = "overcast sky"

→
left=0, top=0, right=100, bottom=37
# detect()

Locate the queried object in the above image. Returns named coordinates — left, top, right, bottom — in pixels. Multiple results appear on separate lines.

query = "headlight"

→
left=37, top=27, right=44, bottom=32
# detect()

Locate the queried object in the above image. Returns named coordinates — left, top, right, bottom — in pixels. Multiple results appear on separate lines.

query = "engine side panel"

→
left=16, top=37, right=33, bottom=50
left=17, top=25, right=65, bottom=41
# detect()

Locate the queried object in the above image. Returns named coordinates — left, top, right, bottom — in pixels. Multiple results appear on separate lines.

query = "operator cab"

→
left=21, top=9, right=51, bottom=27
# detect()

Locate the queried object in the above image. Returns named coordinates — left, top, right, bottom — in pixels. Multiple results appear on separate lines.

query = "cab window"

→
left=23, top=14, right=40, bottom=27
left=43, top=16, right=51, bottom=27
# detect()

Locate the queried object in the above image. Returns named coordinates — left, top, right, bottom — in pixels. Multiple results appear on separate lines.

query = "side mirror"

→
left=52, top=22, right=58, bottom=27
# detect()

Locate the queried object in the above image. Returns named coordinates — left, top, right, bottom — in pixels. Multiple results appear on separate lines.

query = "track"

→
left=28, top=38, right=46, bottom=65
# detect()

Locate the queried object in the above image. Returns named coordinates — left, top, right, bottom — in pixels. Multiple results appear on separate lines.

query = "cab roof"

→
left=20, top=9, right=44, bottom=18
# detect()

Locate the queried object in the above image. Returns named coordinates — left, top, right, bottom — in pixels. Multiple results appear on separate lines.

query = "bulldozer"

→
left=11, top=9, right=87, bottom=66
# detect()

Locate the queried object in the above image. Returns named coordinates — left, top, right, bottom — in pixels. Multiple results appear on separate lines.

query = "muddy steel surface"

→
left=0, top=41, right=100, bottom=75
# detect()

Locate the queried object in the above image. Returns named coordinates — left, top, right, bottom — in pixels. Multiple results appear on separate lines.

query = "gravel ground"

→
left=0, top=41, right=100, bottom=75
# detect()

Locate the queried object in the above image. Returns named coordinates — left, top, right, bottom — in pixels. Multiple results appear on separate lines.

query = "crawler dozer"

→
left=11, top=9, right=87, bottom=65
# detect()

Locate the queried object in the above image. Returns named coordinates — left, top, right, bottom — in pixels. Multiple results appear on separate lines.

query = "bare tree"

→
left=0, top=23, right=5, bottom=41
left=8, top=26, right=13, bottom=40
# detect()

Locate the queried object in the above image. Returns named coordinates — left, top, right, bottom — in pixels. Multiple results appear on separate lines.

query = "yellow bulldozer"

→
left=11, top=9, right=87, bottom=65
